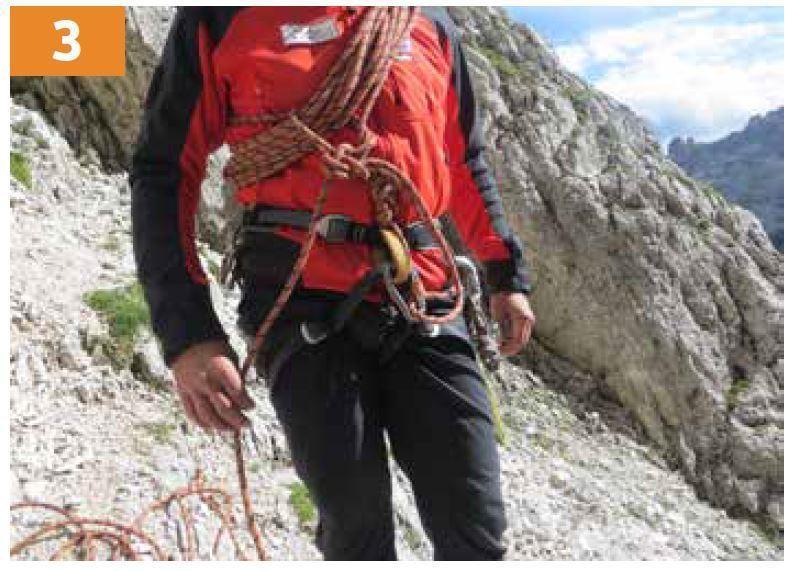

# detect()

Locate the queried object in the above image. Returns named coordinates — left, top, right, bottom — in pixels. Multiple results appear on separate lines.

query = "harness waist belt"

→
left=242, top=206, right=439, bottom=251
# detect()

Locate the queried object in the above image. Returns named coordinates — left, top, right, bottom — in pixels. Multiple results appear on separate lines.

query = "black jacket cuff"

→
left=145, top=281, right=228, bottom=367
left=484, top=259, right=533, bottom=295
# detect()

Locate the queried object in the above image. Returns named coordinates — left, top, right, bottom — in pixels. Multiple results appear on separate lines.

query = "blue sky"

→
left=506, top=6, right=784, bottom=144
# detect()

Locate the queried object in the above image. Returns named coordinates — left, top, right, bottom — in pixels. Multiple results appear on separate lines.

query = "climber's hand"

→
left=172, top=340, right=255, bottom=432
left=490, top=292, right=535, bottom=357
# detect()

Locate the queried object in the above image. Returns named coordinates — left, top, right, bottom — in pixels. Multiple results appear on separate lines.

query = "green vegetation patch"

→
left=563, top=85, right=593, bottom=122
left=696, top=217, right=713, bottom=233
left=206, top=257, right=221, bottom=280
left=10, top=151, right=32, bottom=190
left=288, top=482, right=316, bottom=527
left=726, top=378, right=751, bottom=411
left=84, top=282, right=150, bottom=368
left=403, top=524, right=424, bottom=550
left=700, top=182, right=728, bottom=208
left=469, top=42, right=522, bottom=78
left=139, top=421, right=176, bottom=445
left=101, top=234, right=123, bottom=252
left=754, top=515, right=784, bottom=549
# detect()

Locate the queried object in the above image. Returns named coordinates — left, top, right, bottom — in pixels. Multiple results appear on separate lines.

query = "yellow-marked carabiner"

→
left=378, top=227, right=412, bottom=285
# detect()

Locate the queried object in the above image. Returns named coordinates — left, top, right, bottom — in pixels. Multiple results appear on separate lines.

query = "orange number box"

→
left=11, top=6, right=125, bottom=76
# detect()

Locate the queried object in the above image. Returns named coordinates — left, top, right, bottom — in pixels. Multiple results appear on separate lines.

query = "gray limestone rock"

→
left=448, top=6, right=783, bottom=524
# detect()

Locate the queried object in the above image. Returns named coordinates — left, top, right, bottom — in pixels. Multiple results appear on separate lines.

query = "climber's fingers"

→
left=206, top=355, right=255, bottom=411
left=499, top=315, right=532, bottom=357
left=206, top=390, right=250, bottom=432
left=177, top=388, right=201, bottom=426
left=491, top=292, right=535, bottom=357
left=191, top=393, right=231, bottom=432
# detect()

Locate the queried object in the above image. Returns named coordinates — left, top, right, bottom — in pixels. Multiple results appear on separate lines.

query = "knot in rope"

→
left=323, top=142, right=371, bottom=180
left=289, top=115, right=377, bottom=182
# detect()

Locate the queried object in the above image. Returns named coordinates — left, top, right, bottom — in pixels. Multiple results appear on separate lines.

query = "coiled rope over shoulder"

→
left=227, top=6, right=465, bottom=385
left=224, top=7, right=413, bottom=186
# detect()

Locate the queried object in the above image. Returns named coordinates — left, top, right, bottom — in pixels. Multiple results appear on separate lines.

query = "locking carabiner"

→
left=377, top=227, right=412, bottom=285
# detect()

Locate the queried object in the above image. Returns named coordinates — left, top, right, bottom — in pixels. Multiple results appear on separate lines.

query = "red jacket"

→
left=131, top=7, right=531, bottom=364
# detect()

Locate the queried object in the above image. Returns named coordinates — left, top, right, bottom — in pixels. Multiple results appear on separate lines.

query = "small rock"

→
left=23, top=480, right=49, bottom=500
left=75, top=385, right=90, bottom=404
left=58, top=332, right=88, bottom=370
left=549, top=470, right=570, bottom=490
left=733, top=478, right=764, bottom=515
left=131, top=333, right=169, bottom=389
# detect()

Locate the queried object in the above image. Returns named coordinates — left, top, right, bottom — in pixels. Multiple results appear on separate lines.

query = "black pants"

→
left=240, top=288, right=507, bottom=560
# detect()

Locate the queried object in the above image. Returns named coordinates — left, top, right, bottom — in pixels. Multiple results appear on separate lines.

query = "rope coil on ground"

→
left=11, top=453, right=267, bottom=561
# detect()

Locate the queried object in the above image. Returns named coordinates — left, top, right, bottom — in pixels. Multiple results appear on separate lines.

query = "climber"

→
left=131, top=6, right=534, bottom=561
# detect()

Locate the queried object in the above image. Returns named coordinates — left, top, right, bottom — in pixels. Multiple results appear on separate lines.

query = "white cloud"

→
left=555, top=9, right=784, bottom=142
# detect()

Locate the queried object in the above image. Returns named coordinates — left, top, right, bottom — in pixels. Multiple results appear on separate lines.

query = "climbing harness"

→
left=225, top=6, right=465, bottom=390
left=255, top=260, right=447, bottom=389
left=220, top=205, right=441, bottom=293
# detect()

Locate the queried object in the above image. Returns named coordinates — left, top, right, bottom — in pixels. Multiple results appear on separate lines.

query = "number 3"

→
left=53, top=19, right=81, bottom=62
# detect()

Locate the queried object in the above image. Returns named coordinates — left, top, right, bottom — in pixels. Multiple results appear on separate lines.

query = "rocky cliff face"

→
left=669, top=108, right=784, bottom=250
left=10, top=6, right=783, bottom=555
left=447, top=7, right=783, bottom=525
left=9, top=18, right=157, bottom=172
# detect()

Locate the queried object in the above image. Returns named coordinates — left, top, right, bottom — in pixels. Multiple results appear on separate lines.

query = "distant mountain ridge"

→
left=668, top=107, right=784, bottom=250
